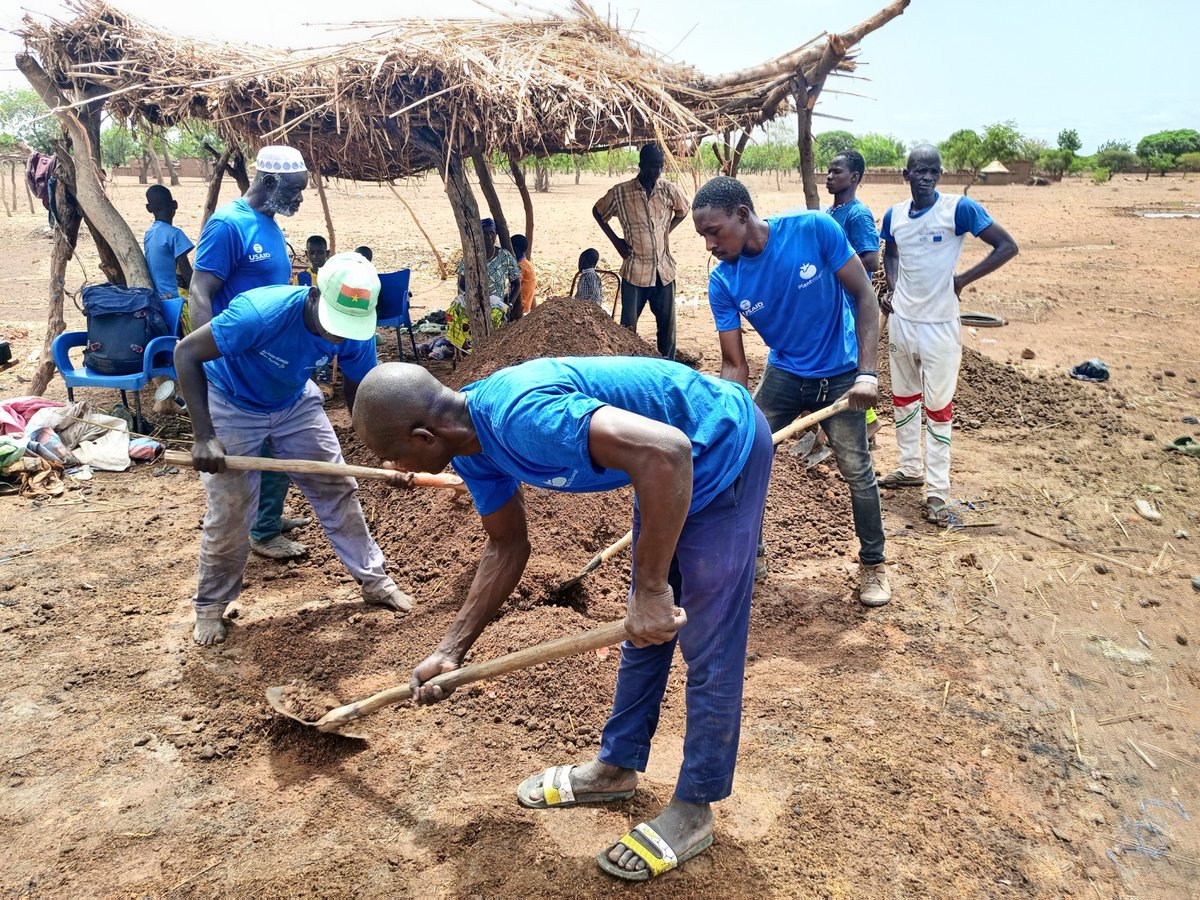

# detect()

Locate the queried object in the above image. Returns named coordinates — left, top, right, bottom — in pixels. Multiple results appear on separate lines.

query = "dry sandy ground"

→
left=0, top=169, right=1198, bottom=898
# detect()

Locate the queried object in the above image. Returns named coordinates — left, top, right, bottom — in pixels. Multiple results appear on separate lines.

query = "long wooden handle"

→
left=769, top=396, right=851, bottom=445
left=162, top=449, right=466, bottom=492
left=316, top=619, right=627, bottom=731
left=572, top=396, right=858, bottom=575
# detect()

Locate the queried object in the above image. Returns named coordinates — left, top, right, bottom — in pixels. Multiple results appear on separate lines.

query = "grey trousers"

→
left=194, top=382, right=395, bottom=611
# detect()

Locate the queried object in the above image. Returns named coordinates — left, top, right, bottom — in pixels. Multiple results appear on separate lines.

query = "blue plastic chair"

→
left=376, top=269, right=418, bottom=359
left=52, top=295, right=185, bottom=428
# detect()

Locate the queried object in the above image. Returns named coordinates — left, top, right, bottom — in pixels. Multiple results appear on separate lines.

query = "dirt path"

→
left=0, top=173, right=1198, bottom=897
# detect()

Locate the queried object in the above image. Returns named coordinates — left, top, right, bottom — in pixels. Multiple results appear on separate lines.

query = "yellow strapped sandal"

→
left=596, top=822, right=714, bottom=882
left=516, top=765, right=635, bottom=809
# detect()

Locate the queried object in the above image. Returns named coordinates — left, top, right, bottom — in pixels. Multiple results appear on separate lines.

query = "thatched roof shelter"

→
left=19, top=0, right=909, bottom=181
left=15, top=0, right=908, bottom=362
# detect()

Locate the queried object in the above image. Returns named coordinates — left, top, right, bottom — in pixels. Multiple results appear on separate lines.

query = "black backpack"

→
left=81, top=284, right=171, bottom=376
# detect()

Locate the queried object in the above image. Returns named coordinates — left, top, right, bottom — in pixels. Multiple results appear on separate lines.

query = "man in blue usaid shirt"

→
left=826, top=149, right=887, bottom=449
left=174, top=252, right=413, bottom=647
left=189, top=145, right=311, bottom=563
left=693, top=175, right=891, bottom=607
left=351, top=357, right=773, bottom=882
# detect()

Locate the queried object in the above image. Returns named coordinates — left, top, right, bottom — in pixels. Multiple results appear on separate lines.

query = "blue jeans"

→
left=249, top=445, right=292, bottom=543
left=753, top=364, right=886, bottom=566
left=619, top=277, right=675, bottom=360
left=597, top=407, right=772, bottom=805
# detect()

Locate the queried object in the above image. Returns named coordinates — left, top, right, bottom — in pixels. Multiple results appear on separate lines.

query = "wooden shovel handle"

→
left=558, top=396, right=858, bottom=585
left=162, top=449, right=466, bottom=492
left=316, top=619, right=627, bottom=731
left=769, top=396, right=851, bottom=445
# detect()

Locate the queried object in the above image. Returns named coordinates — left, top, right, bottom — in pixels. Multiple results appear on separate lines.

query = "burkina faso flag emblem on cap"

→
left=338, top=284, right=372, bottom=311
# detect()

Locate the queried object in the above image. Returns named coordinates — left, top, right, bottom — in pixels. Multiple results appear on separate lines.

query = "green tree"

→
left=1178, top=151, right=1200, bottom=172
left=0, top=87, right=58, bottom=154
left=1057, top=128, right=1082, bottom=155
left=1015, top=135, right=1049, bottom=163
left=855, top=132, right=905, bottom=167
left=1136, top=129, right=1200, bottom=160
left=1095, top=139, right=1136, bottom=174
left=938, top=121, right=1022, bottom=193
left=99, top=125, right=142, bottom=169
left=1036, top=149, right=1070, bottom=177
left=1135, top=129, right=1200, bottom=178
left=813, top=129, right=857, bottom=169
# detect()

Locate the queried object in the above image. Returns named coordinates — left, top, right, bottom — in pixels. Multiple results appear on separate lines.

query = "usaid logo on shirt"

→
left=248, top=241, right=272, bottom=263
left=796, top=262, right=820, bottom=290
left=738, top=298, right=765, bottom=317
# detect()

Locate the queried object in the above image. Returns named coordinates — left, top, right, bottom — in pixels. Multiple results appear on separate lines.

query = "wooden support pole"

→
left=470, top=149, right=512, bottom=254
left=508, top=153, right=535, bottom=258
left=161, top=146, right=179, bottom=186
left=24, top=164, right=35, bottom=214
left=30, top=177, right=81, bottom=396
left=201, top=144, right=233, bottom=227
left=1, top=165, right=10, bottom=217
left=17, top=54, right=151, bottom=289
left=313, top=170, right=336, bottom=253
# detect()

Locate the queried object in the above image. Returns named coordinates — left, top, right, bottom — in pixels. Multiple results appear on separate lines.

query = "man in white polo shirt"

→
left=879, top=145, right=1018, bottom=525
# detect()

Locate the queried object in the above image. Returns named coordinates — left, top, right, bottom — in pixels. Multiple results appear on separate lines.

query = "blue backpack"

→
left=82, top=284, right=171, bottom=376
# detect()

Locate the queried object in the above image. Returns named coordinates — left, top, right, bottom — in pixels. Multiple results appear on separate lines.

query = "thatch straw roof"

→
left=18, top=0, right=908, bottom=181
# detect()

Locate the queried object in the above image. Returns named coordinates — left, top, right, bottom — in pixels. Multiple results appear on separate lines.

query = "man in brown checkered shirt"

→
left=593, top=144, right=690, bottom=359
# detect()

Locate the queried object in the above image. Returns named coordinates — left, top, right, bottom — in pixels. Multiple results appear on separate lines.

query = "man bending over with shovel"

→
left=352, top=357, right=772, bottom=882
left=174, top=252, right=413, bottom=646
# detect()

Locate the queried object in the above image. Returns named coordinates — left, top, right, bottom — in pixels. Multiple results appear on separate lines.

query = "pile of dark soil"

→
left=876, top=328, right=1128, bottom=434
left=449, top=296, right=656, bottom=388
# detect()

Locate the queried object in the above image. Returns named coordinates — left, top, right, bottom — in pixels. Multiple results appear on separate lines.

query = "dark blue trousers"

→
left=597, top=407, right=772, bottom=804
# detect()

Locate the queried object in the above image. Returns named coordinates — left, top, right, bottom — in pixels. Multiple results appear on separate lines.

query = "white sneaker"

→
left=859, top=562, right=891, bottom=607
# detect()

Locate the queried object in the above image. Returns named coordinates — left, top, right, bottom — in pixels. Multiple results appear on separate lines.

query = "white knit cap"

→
left=254, top=145, right=307, bottom=174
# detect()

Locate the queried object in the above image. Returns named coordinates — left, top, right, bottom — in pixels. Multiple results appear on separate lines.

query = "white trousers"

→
left=888, top=315, right=962, bottom=500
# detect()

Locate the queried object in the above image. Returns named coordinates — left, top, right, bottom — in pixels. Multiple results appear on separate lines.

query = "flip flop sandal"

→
left=516, top=765, right=635, bottom=809
left=924, top=500, right=954, bottom=527
left=878, top=470, right=924, bottom=488
left=597, top=822, right=714, bottom=882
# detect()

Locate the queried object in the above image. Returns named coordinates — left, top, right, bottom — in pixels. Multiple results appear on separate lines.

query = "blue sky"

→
left=2, top=0, right=1196, bottom=153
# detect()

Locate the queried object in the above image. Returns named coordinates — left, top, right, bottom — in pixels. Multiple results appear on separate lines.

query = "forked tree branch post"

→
left=508, top=153, right=535, bottom=258
left=431, top=139, right=493, bottom=344
left=470, top=149, right=513, bottom=255
left=201, top=144, right=235, bottom=227
left=30, top=176, right=82, bottom=396
left=16, top=53, right=151, bottom=289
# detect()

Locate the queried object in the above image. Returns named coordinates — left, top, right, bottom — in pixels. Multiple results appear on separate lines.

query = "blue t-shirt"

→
left=193, top=198, right=291, bottom=316
left=708, top=212, right=857, bottom=379
left=453, top=357, right=756, bottom=518
left=881, top=192, right=993, bottom=241
left=826, top=198, right=880, bottom=259
left=143, top=220, right=193, bottom=300
left=206, top=285, right=377, bottom=413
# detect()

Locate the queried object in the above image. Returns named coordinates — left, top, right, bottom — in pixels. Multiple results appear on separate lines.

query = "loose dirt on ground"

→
left=0, top=172, right=1198, bottom=898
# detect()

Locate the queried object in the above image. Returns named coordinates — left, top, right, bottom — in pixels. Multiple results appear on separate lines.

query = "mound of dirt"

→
left=449, top=296, right=657, bottom=388
left=876, top=330, right=1129, bottom=434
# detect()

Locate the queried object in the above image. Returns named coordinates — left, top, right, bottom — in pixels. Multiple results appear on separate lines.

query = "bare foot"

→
left=363, top=584, right=413, bottom=613
left=605, top=797, right=713, bottom=875
left=193, top=609, right=229, bottom=646
left=521, top=758, right=638, bottom=805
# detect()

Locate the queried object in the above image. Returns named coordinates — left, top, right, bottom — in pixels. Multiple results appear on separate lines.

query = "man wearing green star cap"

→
left=173, top=252, right=415, bottom=646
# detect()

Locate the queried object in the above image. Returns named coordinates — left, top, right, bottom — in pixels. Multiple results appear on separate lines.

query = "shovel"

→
left=267, top=618, right=628, bottom=733
left=551, top=397, right=853, bottom=593
left=162, top=449, right=467, bottom=493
